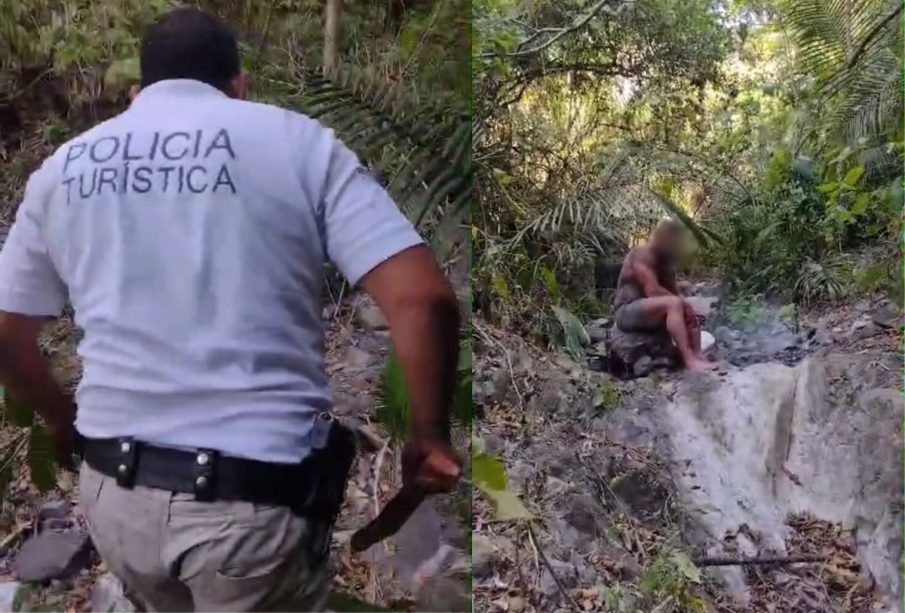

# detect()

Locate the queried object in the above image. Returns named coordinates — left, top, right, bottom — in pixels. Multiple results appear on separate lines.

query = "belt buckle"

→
left=115, top=438, right=138, bottom=488
left=193, top=448, right=218, bottom=502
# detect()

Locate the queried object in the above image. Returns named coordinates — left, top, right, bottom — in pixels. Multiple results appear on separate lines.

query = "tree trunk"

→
left=323, top=0, right=344, bottom=75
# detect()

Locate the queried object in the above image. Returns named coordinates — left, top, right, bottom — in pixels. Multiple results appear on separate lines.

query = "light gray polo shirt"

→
left=0, top=79, right=424, bottom=463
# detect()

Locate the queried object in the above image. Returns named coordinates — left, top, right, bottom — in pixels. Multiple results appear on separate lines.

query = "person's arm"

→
left=633, top=254, right=674, bottom=298
left=0, top=163, right=74, bottom=462
left=359, top=247, right=460, bottom=443
left=317, top=130, right=461, bottom=492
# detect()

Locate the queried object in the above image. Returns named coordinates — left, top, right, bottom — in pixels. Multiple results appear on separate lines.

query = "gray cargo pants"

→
left=78, top=462, right=331, bottom=612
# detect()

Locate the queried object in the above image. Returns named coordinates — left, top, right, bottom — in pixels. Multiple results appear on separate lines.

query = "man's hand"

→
left=402, top=438, right=463, bottom=494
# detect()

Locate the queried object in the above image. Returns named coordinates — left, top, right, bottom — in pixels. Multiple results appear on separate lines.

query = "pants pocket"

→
left=77, top=462, right=105, bottom=517
left=180, top=506, right=327, bottom=611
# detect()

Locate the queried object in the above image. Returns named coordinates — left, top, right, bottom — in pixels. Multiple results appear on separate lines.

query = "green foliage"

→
left=639, top=550, right=706, bottom=612
left=472, top=449, right=533, bottom=521
left=595, top=379, right=621, bottom=412
left=551, top=305, right=589, bottom=361
left=0, top=389, right=57, bottom=496
left=374, top=341, right=472, bottom=443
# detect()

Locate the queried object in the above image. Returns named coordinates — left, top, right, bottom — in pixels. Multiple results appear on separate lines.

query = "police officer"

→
left=0, top=8, right=462, bottom=612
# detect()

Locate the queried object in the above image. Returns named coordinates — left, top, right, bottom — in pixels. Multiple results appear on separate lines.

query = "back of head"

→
left=140, top=8, right=240, bottom=90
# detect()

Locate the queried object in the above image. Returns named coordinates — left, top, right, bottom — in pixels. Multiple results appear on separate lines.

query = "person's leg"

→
left=165, top=494, right=331, bottom=612
left=683, top=301, right=702, bottom=355
left=78, top=463, right=194, bottom=612
left=619, top=297, right=714, bottom=371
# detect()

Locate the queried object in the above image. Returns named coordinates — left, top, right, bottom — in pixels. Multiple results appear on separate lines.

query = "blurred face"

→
left=651, top=227, right=687, bottom=262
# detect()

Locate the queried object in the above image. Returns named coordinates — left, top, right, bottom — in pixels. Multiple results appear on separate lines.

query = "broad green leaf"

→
left=842, top=166, right=864, bottom=187
left=473, top=452, right=533, bottom=521
left=670, top=552, right=702, bottom=584
left=482, top=488, right=533, bottom=521
left=538, top=266, right=560, bottom=301
left=851, top=193, right=871, bottom=216
left=552, top=305, right=589, bottom=361
left=2, top=388, right=34, bottom=428
left=816, top=182, right=838, bottom=194
left=472, top=452, right=507, bottom=491
left=28, top=424, right=56, bottom=493
left=491, top=274, right=509, bottom=299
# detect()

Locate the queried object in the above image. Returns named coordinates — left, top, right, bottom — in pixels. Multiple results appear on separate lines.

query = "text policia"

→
left=61, top=128, right=238, bottom=203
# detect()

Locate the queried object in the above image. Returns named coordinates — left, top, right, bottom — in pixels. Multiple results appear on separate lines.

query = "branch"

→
left=692, top=555, right=826, bottom=567
left=509, top=0, right=633, bottom=57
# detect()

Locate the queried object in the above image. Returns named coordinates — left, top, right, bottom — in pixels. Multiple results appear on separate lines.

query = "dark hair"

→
left=140, top=8, right=240, bottom=89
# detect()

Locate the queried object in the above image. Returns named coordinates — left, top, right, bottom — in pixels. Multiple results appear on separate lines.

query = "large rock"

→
left=607, top=328, right=678, bottom=377
left=664, top=353, right=903, bottom=609
left=90, top=573, right=136, bottom=613
left=13, top=531, right=91, bottom=582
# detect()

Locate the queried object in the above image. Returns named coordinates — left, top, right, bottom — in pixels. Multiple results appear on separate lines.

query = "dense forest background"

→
left=473, top=0, right=903, bottom=343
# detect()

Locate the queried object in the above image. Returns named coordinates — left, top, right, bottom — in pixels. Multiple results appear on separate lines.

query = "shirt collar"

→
left=130, top=79, right=228, bottom=107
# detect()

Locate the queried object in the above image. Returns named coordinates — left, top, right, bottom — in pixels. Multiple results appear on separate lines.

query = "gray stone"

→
left=0, top=582, right=21, bottom=613
left=38, top=500, right=69, bottom=520
left=714, top=326, right=734, bottom=346
left=355, top=303, right=388, bottom=330
left=872, top=303, right=901, bottom=329
left=608, top=328, right=678, bottom=377
left=13, top=531, right=91, bottom=581
left=90, top=573, right=136, bottom=613
left=700, top=330, right=716, bottom=353
left=633, top=356, right=653, bottom=378
left=343, top=346, right=372, bottom=369
left=586, top=318, right=611, bottom=343
left=470, top=534, right=494, bottom=578
left=40, top=518, right=71, bottom=532
left=848, top=317, right=881, bottom=342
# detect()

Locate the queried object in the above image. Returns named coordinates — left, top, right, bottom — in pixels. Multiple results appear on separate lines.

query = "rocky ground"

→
left=472, top=286, right=901, bottom=613
left=0, top=282, right=470, bottom=612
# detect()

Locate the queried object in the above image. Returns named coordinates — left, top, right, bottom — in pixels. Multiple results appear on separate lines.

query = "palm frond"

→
left=783, top=0, right=902, bottom=143
left=292, top=66, right=470, bottom=234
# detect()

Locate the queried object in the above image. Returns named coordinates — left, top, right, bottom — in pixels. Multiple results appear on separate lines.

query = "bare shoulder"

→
left=628, top=245, right=655, bottom=269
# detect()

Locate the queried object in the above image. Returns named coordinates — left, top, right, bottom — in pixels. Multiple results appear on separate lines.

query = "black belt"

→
left=80, top=436, right=321, bottom=509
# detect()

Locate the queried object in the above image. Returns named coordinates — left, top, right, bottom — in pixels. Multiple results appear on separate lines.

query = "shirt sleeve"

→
left=320, top=137, right=424, bottom=286
left=0, top=165, right=67, bottom=317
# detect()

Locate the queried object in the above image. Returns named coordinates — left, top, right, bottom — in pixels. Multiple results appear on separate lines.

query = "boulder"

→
left=607, top=328, right=679, bottom=377
left=585, top=318, right=611, bottom=344
left=871, top=302, right=901, bottom=329
left=13, top=531, right=91, bottom=582
left=90, top=573, right=136, bottom=613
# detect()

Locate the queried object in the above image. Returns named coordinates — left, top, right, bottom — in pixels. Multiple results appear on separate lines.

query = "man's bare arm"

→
left=0, top=313, right=75, bottom=454
left=358, top=245, right=460, bottom=443
left=633, top=255, right=674, bottom=298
